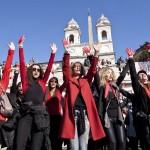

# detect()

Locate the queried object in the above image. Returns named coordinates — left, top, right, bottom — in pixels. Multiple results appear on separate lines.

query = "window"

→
left=69, top=34, right=74, bottom=43
left=102, top=31, right=107, bottom=40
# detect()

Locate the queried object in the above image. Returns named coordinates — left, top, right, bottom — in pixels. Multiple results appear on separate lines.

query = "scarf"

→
left=104, top=82, right=116, bottom=99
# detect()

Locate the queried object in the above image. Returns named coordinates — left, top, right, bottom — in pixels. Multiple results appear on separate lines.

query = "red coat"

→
left=0, top=49, right=14, bottom=121
left=60, top=53, right=105, bottom=141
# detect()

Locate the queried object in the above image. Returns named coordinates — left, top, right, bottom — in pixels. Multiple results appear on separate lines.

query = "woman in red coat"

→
left=60, top=40, right=105, bottom=150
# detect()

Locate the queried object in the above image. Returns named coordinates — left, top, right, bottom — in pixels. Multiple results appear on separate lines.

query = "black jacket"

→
left=128, top=58, right=150, bottom=115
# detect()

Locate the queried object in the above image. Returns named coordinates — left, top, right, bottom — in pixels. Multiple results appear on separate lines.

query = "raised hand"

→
left=82, top=46, right=91, bottom=55
left=18, top=35, right=25, bottom=47
left=50, top=43, right=57, bottom=54
left=126, top=48, right=135, bottom=58
left=8, top=42, right=15, bottom=51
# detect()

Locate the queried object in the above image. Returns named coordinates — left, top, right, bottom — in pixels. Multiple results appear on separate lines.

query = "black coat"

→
left=128, top=58, right=150, bottom=114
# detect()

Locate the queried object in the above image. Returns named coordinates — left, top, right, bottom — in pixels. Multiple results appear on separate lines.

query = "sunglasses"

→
left=32, top=68, right=40, bottom=72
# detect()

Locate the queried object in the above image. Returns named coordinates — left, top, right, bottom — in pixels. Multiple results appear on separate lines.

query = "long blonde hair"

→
left=98, top=67, right=116, bottom=86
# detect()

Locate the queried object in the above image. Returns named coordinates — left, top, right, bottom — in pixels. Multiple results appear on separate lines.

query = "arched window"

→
left=69, top=34, right=74, bottom=43
left=102, top=31, right=107, bottom=40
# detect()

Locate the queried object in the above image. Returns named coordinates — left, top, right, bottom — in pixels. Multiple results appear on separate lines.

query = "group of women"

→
left=0, top=36, right=150, bottom=150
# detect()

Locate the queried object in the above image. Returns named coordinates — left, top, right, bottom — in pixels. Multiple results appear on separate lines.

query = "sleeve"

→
left=19, top=47, right=28, bottom=93
left=119, top=88, right=133, bottom=100
left=42, top=53, right=55, bottom=84
left=85, top=56, right=98, bottom=84
left=116, top=63, right=129, bottom=86
left=128, top=58, right=140, bottom=94
left=1, top=49, right=14, bottom=91
left=62, top=53, right=71, bottom=81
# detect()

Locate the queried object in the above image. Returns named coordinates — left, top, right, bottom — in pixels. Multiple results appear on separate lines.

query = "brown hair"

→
left=27, top=64, right=43, bottom=84
left=71, top=62, right=85, bottom=76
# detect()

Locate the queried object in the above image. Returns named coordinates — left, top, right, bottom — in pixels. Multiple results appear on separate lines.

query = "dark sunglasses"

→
left=32, top=68, right=40, bottom=72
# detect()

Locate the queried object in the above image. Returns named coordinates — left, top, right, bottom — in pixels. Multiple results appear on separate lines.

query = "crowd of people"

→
left=0, top=36, right=150, bottom=150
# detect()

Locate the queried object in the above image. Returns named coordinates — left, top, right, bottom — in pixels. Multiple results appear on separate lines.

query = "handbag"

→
left=0, top=83, right=13, bottom=117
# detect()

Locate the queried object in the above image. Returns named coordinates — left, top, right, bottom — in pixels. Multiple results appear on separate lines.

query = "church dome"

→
left=64, top=18, right=80, bottom=31
left=96, top=14, right=111, bottom=27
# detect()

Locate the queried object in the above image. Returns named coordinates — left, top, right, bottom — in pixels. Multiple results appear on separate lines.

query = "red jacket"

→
left=0, top=49, right=14, bottom=121
left=60, top=53, right=105, bottom=141
left=19, top=47, right=55, bottom=95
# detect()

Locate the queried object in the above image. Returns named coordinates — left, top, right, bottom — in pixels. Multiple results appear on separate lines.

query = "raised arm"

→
left=86, top=44, right=99, bottom=83
left=116, top=63, right=129, bottom=86
left=126, top=48, right=140, bottom=93
left=42, top=43, right=57, bottom=84
left=18, top=35, right=28, bottom=93
left=1, top=42, right=15, bottom=91
left=62, top=39, right=71, bottom=81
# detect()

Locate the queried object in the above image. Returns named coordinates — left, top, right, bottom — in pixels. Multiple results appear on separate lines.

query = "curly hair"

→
left=71, top=62, right=85, bottom=77
left=98, top=67, right=116, bottom=86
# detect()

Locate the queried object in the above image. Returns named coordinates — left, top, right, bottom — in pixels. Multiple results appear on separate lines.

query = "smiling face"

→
left=32, top=65, right=41, bottom=79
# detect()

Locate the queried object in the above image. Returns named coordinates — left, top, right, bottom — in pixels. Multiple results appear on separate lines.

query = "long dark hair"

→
left=48, top=77, right=59, bottom=90
left=27, top=64, right=43, bottom=84
left=71, top=62, right=85, bottom=77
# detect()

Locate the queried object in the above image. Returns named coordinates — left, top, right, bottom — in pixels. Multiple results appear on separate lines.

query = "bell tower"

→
left=64, top=18, right=81, bottom=45
left=96, top=14, right=114, bottom=54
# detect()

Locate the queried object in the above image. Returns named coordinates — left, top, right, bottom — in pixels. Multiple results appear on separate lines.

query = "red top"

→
left=60, top=53, right=105, bottom=141
left=45, top=89, right=62, bottom=115
left=19, top=47, right=55, bottom=95
left=0, top=49, right=14, bottom=121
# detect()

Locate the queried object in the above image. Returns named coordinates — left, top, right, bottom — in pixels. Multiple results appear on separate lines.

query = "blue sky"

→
left=0, top=0, right=150, bottom=64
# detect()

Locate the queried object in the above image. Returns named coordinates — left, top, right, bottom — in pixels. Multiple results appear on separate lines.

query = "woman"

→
left=126, top=48, right=150, bottom=150
left=45, top=77, right=65, bottom=150
left=96, top=67, right=126, bottom=150
left=15, top=36, right=57, bottom=150
left=60, top=39, right=105, bottom=150
left=0, top=42, right=15, bottom=148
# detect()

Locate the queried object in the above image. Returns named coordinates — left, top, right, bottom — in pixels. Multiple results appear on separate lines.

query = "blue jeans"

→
left=70, top=110, right=90, bottom=150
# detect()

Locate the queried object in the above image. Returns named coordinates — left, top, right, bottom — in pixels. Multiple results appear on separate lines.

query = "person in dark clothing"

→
left=10, top=70, right=23, bottom=108
left=92, top=62, right=129, bottom=150
left=94, top=62, right=129, bottom=150
left=1, top=69, right=24, bottom=150
left=14, top=35, right=57, bottom=150
left=126, top=48, right=150, bottom=150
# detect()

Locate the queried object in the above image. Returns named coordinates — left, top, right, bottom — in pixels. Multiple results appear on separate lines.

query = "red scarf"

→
left=104, top=82, right=116, bottom=99
left=143, top=85, right=150, bottom=98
